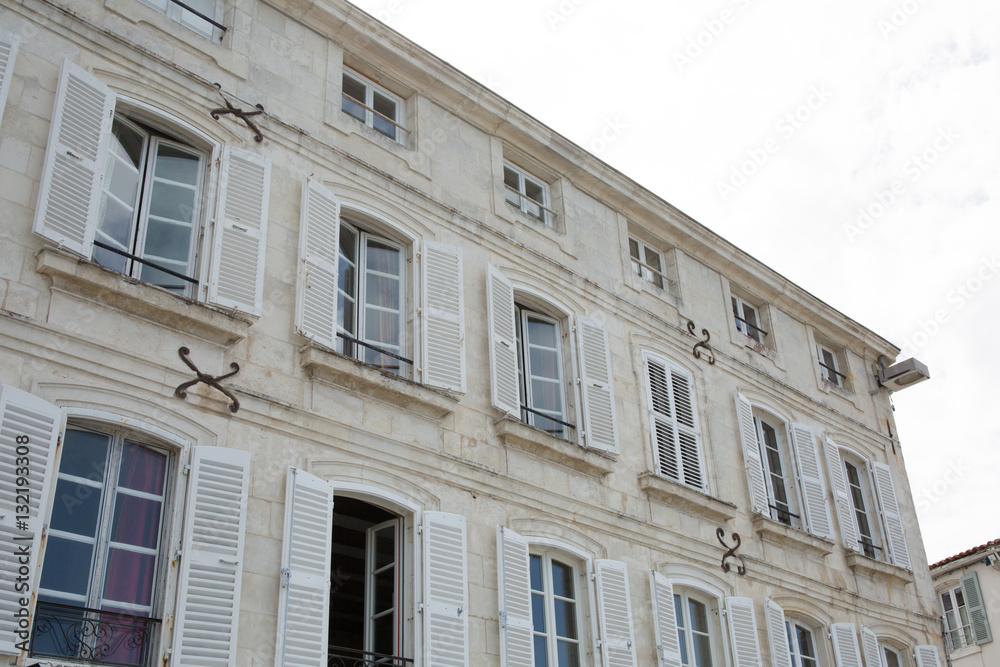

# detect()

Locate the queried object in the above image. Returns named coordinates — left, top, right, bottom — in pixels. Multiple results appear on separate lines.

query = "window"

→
left=755, top=413, right=799, bottom=527
left=341, top=70, right=405, bottom=142
left=731, top=295, right=766, bottom=343
left=644, top=352, right=704, bottom=490
left=674, top=590, right=717, bottom=667
left=883, top=646, right=902, bottom=667
left=786, top=621, right=819, bottom=667
left=816, top=343, right=846, bottom=388
left=504, top=161, right=552, bottom=225
left=844, top=458, right=880, bottom=558
left=941, top=587, right=975, bottom=652
left=529, top=553, right=582, bottom=666
left=516, top=305, right=569, bottom=438
left=136, top=0, right=223, bottom=39
left=629, top=238, right=667, bottom=289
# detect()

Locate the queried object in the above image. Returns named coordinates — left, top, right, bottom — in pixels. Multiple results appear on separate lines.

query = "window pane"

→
left=342, top=75, right=367, bottom=122
left=365, top=272, right=401, bottom=310
left=689, top=599, right=709, bottom=633
left=504, top=167, right=520, bottom=190
left=531, top=592, right=546, bottom=633
left=629, top=238, right=641, bottom=261
left=153, top=144, right=201, bottom=185
left=118, top=442, right=167, bottom=495
left=372, top=612, right=394, bottom=656
left=693, top=633, right=713, bottom=667
left=110, top=495, right=163, bottom=549
left=796, top=625, right=815, bottom=657
left=526, top=318, right=558, bottom=349
left=550, top=560, right=574, bottom=599
left=147, top=179, right=197, bottom=226
left=553, top=599, right=577, bottom=639
left=374, top=569, right=394, bottom=615
left=102, top=548, right=157, bottom=607
left=557, top=640, right=579, bottom=667
left=50, top=478, right=104, bottom=537
left=372, top=91, right=397, bottom=139
left=374, top=526, right=395, bottom=570
left=39, top=536, right=94, bottom=597
left=533, top=635, right=549, bottom=667
left=530, top=555, right=543, bottom=591
left=524, top=179, right=544, bottom=205
left=60, top=429, right=111, bottom=480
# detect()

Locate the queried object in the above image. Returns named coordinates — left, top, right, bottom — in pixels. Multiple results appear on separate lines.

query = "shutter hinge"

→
left=183, top=464, right=191, bottom=475
left=280, top=567, right=290, bottom=589
left=456, top=607, right=463, bottom=617
left=416, top=525, right=423, bottom=534
left=499, top=611, right=508, bottom=628
left=174, top=549, right=182, bottom=560
left=42, top=523, right=48, bottom=536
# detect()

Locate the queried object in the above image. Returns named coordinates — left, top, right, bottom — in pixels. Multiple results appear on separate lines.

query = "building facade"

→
left=0, top=0, right=945, bottom=665
left=930, top=540, right=999, bottom=667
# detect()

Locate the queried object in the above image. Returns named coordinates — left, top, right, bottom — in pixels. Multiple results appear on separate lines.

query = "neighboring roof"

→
left=930, top=538, right=1000, bottom=570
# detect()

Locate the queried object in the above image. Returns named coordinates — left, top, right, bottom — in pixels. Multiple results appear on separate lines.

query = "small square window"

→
left=138, top=0, right=224, bottom=39
left=629, top=238, right=667, bottom=289
left=341, top=70, right=406, bottom=143
left=503, top=161, right=552, bottom=226
left=816, top=343, right=846, bottom=388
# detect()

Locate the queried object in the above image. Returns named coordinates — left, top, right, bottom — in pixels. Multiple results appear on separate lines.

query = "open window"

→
left=137, top=0, right=225, bottom=40
left=814, top=336, right=851, bottom=392
left=503, top=161, right=553, bottom=226
left=341, top=69, right=407, bottom=143
left=940, top=570, right=993, bottom=653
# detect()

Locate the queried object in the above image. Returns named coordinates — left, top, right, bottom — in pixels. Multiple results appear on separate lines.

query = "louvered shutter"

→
left=961, top=570, right=992, bottom=644
left=649, top=571, right=682, bottom=667
left=173, top=446, right=251, bottom=667
left=274, top=468, right=333, bottom=667
left=0, top=29, right=20, bottom=129
left=422, top=241, right=466, bottom=392
left=595, top=560, right=637, bottom=667
left=423, top=511, right=468, bottom=667
left=736, top=392, right=769, bottom=515
left=496, top=527, right=534, bottom=667
left=764, top=599, right=792, bottom=667
left=208, top=147, right=271, bottom=315
left=789, top=423, right=833, bottom=539
left=830, top=623, right=863, bottom=667
left=487, top=265, right=519, bottom=417
left=575, top=316, right=618, bottom=452
left=860, top=626, right=881, bottom=667
left=646, top=353, right=703, bottom=489
left=725, top=597, right=762, bottom=667
left=870, top=462, right=910, bottom=569
left=32, top=58, right=114, bottom=257
left=294, top=176, right=341, bottom=348
left=825, top=438, right=858, bottom=552
left=913, top=645, right=942, bottom=667
left=0, top=385, right=61, bottom=655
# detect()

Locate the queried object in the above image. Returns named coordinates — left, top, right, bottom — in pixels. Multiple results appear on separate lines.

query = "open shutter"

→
left=0, top=29, right=20, bottom=129
left=725, top=597, right=762, bottom=667
left=422, top=241, right=466, bottom=392
left=649, top=571, right=682, bottom=667
left=208, top=146, right=271, bottom=315
left=32, top=58, right=114, bottom=257
left=487, top=265, right=519, bottom=417
left=646, top=353, right=703, bottom=488
left=830, top=623, right=863, bottom=667
left=274, top=468, right=333, bottom=667
left=961, top=570, right=993, bottom=644
left=294, top=176, right=340, bottom=348
left=913, top=645, right=942, bottom=667
left=173, top=446, right=251, bottom=667
left=870, top=462, right=910, bottom=569
left=496, top=527, right=534, bottom=667
left=736, top=392, right=769, bottom=515
left=789, top=423, right=833, bottom=539
left=764, top=599, right=792, bottom=667
left=860, top=626, right=881, bottom=667
left=423, top=511, right=468, bottom=667
left=576, top=316, right=618, bottom=452
left=825, top=438, right=858, bottom=552
left=595, top=559, right=637, bottom=667
left=0, top=385, right=62, bottom=655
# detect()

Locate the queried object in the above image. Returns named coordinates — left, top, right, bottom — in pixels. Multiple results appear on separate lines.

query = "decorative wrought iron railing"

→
left=328, top=646, right=414, bottom=666
left=30, top=601, right=160, bottom=667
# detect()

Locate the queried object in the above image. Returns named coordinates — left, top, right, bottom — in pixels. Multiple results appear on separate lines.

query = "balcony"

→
left=328, top=645, right=414, bottom=666
left=30, top=601, right=160, bottom=666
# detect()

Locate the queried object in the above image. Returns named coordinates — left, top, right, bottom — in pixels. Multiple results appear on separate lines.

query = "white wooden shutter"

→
left=595, top=559, right=637, bottom=667
left=173, top=446, right=251, bottom=667
left=825, top=438, right=858, bottom=552
left=764, top=599, right=792, bottom=667
left=646, top=353, right=704, bottom=489
left=736, top=392, right=769, bottom=515
left=423, top=511, right=468, bottom=667
left=725, top=596, right=762, bottom=667
left=830, top=623, right=863, bottom=667
left=913, top=645, right=942, bottom=667
left=294, top=176, right=341, bottom=348
left=208, top=146, right=271, bottom=315
left=789, top=423, right=833, bottom=539
left=496, top=526, right=534, bottom=667
left=274, top=468, right=334, bottom=667
left=870, top=462, right=910, bottom=569
left=487, top=265, right=519, bottom=417
left=422, top=241, right=466, bottom=392
left=32, top=58, right=114, bottom=257
left=860, top=626, right=882, bottom=667
left=0, top=30, right=20, bottom=129
left=0, top=385, right=62, bottom=655
left=649, top=571, right=682, bottom=667
left=961, top=570, right=993, bottom=643
left=576, top=316, right=619, bottom=453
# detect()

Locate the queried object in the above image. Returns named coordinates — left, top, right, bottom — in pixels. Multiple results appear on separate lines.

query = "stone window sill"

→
left=36, top=247, right=251, bottom=347
left=494, top=417, right=616, bottom=477
left=752, top=514, right=834, bottom=557
left=299, top=345, right=457, bottom=420
left=736, top=332, right=777, bottom=360
left=845, top=551, right=914, bottom=585
left=638, top=472, right=737, bottom=522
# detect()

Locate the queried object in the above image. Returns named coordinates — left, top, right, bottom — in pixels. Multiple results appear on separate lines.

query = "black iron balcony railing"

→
left=770, top=504, right=800, bottom=527
left=733, top=314, right=769, bottom=339
left=328, top=646, right=414, bottom=666
left=30, top=601, right=160, bottom=667
left=336, top=331, right=413, bottom=372
left=818, top=360, right=847, bottom=382
left=93, top=239, right=198, bottom=291
left=166, top=0, right=227, bottom=32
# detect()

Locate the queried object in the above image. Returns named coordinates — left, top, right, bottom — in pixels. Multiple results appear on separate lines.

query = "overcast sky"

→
left=345, top=0, right=998, bottom=564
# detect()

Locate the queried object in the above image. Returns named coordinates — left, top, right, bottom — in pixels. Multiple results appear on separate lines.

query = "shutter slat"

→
left=422, top=241, right=466, bottom=392
left=423, top=512, right=468, bottom=667
left=736, top=392, right=769, bottom=514
left=871, top=462, right=910, bottom=569
left=765, top=599, right=792, bottom=667
left=649, top=572, right=682, bottom=667
left=294, top=177, right=341, bottom=348
left=487, top=265, right=520, bottom=417
left=725, top=597, right=762, bottom=667
left=914, top=644, right=942, bottom=667
left=961, top=571, right=993, bottom=644
left=830, top=622, right=863, bottom=667
left=789, top=422, right=833, bottom=539
left=576, top=316, right=619, bottom=452
left=496, top=527, right=534, bottom=667
left=825, top=438, right=859, bottom=551
left=0, top=29, right=20, bottom=130
left=860, top=626, right=881, bottom=667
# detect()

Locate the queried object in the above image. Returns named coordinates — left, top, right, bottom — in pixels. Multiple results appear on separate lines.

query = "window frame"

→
left=941, top=586, right=975, bottom=652
left=672, top=587, right=722, bottom=667
left=529, top=549, right=585, bottom=666
left=731, top=295, right=765, bottom=344
left=135, top=0, right=225, bottom=41
left=629, top=237, right=668, bottom=289
left=516, top=304, right=571, bottom=439
left=503, top=161, right=553, bottom=226
left=341, top=69, right=407, bottom=143
left=785, top=619, right=820, bottom=667
left=816, top=343, right=845, bottom=388
left=753, top=411, right=800, bottom=529
left=842, top=455, right=883, bottom=560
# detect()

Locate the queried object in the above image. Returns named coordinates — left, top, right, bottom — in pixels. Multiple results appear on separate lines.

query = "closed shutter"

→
left=422, top=241, right=466, bottom=392
left=274, top=468, right=334, bottom=667
left=789, top=423, right=833, bottom=539
left=736, top=392, right=769, bottom=515
left=649, top=571, right=682, bottom=667
left=575, top=316, right=618, bottom=453
left=645, top=353, right=703, bottom=489
left=0, top=29, right=20, bottom=129
left=870, top=462, right=910, bottom=569
left=487, top=265, right=519, bottom=417
left=173, top=446, right=251, bottom=667
left=830, top=623, right=863, bottom=667
left=294, top=176, right=341, bottom=348
left=496, top=527, right=534, bottom=667
left=725, top=597, right=762, bottom=667
left=32, top=58, right=114, bottom=257
left=825, top=438, right=859, bottom=552
left=595, top=560, right=637, bottom=667
left=961, top=570, right=993, bottom=644
left=422, top=511, right=468, bottom=667
left=860, top=626, right=882, bottom=667
left=913, top=645, right=942, bottom=667
left=764, top=599, right=792, bottom=667
left=0, top=385, right=62, bottom=655
left=208, top=147, right=271, bottom=315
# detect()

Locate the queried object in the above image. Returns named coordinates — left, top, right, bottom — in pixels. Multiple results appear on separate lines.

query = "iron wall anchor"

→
left=717, top=528, right=746, bottom=575
left=174, top=346, right=241, bottom=413
left=687, top=320, right=716, bottom=365
left=210, top=83, right=265, bottom=142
